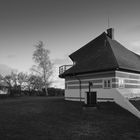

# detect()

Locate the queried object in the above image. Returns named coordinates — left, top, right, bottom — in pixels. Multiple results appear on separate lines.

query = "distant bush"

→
left=48, top=88, right=64, bottom=96
left=20, top=87, right=64, bottom=96
left=9, top=86, right=21, bottom=97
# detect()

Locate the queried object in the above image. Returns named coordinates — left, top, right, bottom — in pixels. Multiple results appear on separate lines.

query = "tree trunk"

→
left=43, top=69, right=48, bottom=96
left=45, top=82, right=48, bottom=96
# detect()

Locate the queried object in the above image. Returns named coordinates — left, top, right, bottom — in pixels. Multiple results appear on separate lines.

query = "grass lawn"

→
left=130, top=99, right=140, bottom=111
left=0, top=96, right=140, bottom=140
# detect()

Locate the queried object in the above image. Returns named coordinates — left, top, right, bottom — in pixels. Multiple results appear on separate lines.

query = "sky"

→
left=0, top=0, right=140, bottom=88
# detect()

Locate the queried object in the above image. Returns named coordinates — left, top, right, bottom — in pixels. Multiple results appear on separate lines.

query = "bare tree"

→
left=11, top=71, right=18, bottom=87
left=4, top=75, right=13, bottom=88
left=0, top=74, right=3, bottom=80
left=4, top=75, right=13, bottom=95
left=32, top=41, right=53, bottom=95
left=17, top=72, right=28, bottom=91
left=28, top=74, right=43, bottom=91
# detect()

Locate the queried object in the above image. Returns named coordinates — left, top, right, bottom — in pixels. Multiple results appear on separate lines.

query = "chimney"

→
left=107, top=28, right=114, bottom=40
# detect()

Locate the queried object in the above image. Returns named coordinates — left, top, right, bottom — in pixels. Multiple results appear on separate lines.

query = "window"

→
left=104, top=79, right=111, bottom=88
left=118, top=79, right=124, bottom=88
left=108, top=80, right=111, bottom=88
left=104, top=80, right=107, bottom=88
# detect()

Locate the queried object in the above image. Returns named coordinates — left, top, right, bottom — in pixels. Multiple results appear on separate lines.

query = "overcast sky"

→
left=0, top=0, right=140, bottom=88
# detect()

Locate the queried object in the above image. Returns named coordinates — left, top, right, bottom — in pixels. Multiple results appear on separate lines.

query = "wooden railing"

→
left=59, top=65, right=72, bottom=75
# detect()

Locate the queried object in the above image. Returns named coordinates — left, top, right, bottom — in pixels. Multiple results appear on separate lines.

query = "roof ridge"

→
left=105, top=35, right=119, bottom=69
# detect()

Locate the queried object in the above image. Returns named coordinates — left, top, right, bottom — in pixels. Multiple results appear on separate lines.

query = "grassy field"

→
left=0, top=97, right=140, bottom=140
left=130, top=99, right=140, bottom=111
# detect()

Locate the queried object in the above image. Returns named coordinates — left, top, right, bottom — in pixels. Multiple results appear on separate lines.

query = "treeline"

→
left=22, top=88, right=64, bottom=96
left=10, top=87, right=64, bottom=97
left=0, top=71, right=64, bottom=97
left=0, top=87, right=64, bottom=98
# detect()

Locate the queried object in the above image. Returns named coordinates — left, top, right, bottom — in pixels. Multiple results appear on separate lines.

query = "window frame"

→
left=118, top=78, right=124, bottom=88
left=104, top=79, right=111, bottom=89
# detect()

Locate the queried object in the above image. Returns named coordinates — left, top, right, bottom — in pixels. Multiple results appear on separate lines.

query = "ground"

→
left=0, top=96, right=140, bottom=140
left=130, top=98, right=140, bottom=111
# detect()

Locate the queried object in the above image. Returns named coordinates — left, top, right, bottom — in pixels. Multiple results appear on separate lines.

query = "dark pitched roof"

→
left=60, top=32, right=140, bottom=78
left=108, top=38, right=140, bottom=72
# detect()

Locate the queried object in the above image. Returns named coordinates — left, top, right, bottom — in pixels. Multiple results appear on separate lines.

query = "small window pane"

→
left=104, top=80, right=111, bottom=88
left=104, top=81, right=107, bottom=88
left=108, top=80, right=111, bottom=88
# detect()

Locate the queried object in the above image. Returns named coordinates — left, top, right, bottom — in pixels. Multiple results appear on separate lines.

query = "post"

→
left=88, top=82, right=92, bottom=93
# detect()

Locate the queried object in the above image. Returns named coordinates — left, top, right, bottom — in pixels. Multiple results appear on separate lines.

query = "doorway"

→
left=87, top=91, right=97, bottom=106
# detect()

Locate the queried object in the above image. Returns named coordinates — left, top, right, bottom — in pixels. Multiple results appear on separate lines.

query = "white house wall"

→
left=65, top=88, right=116, bottom=102
left=115, top=71, right=140, bottom=98
left=65, top=71, right=116, bottom=102
left=64, top=70, right=140, bottom=102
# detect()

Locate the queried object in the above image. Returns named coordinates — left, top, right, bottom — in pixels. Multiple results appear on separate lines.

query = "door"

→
left=87, top=91, right=97, bottom=106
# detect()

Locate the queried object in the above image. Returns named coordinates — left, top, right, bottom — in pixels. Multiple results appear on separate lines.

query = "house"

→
left=59, top=28, right=140, bottom=118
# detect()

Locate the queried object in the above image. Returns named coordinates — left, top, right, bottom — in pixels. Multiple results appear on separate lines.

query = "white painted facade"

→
left=64, top=70, right=140, bottom=118
left=65, top=70, right=140, bottom=102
